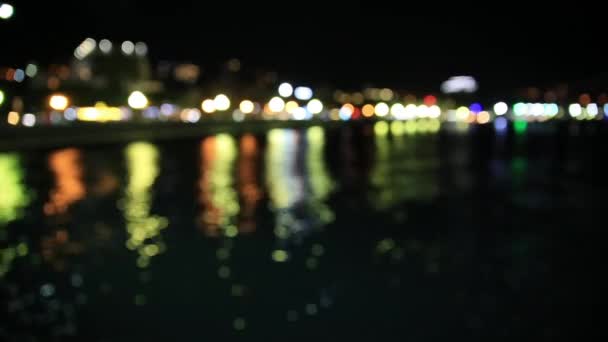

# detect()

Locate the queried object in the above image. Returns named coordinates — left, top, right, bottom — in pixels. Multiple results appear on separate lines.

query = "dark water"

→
left=0, top=123, right=604, bottom=341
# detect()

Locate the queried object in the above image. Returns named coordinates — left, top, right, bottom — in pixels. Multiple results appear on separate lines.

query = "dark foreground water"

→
left=0, top=123, right=605, bottom=341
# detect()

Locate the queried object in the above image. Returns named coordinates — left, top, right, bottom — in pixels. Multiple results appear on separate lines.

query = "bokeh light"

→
left=128, top=91, right=148, bottom=109
left=476, top=111, right=490, bottom=124
left=269, top=97, right=285, bottom=112
left=494, top=116, right=508, bottom=131
left=22, top=113, right=36, bottom=127
left=339, top=104, right=354, bottom=120
left=568, top=103, right=582, bottom=117
left=201, top=99, right=216, bottom=113
left=493, top=102, right=508, bottom=115
left=307, top=99, right=323, bottom=114
left=390, top=103, right=405, bottom=119
left=513, top=102, right=527, bottom=116
left=214, top=94, right=231, bottom=111
left=374, top=102, right=389, bottom=117
left=49, top=94, right=69, bottom=111
left=121, top=41, right=135, bottom=55
left=362, top=104, right=375, bottom=117
left=294, top=87, right=313, bottom=100
left=239, top=100, right=254, bottom=114
left=0, top=3, right=14, bottom=20
left=278, top=83, right=293, bottom=97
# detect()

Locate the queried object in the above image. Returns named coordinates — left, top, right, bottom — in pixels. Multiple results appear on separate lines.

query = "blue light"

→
left=494, top=117, right=508, bottom=132
left=470, top=102, right=483, bottom=113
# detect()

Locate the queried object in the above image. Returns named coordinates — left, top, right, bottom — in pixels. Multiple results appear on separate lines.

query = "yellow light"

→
left=477, top=111, right=490, bottom=124
left=201, top=99, right=216, bottom=113
left=0, top=90, right=4, bottom=105
left=428, top=119, right=441, bottom=133
left=272, top=250, right=288, bottom=262
left=362, top=104, right=375, bottom=117
left=390, top=120, right=404, bottom=135
left=128, top=91, right=148, bottom=109
left=76, top=102, right=122, bottom=122
left=49, top=94, right=69, bottom=111
left=428, top=105, right=441, bottom=118
left=285, top=100, right=299, bottom=114
left=268, top=97, right=285, bottom=112
left=307, top=99, right=323, bottom=114
left=7, top=111, right=19, bottom=125
left=239, top=100, right=254, bottom=114
left=374, top=121, right=389, bottom=135
left=214, top=94, right=230, bottom=111
left=374, top=102, right=389, bottom=117
left=456, top=106, right=470, bottom=121
left=379, top=88, right=394, bottom=101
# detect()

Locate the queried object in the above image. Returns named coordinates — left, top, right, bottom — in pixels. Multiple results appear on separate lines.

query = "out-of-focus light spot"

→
left=293, top=107, right=307, bottom=120
left=64, top=107, right=77, bottom=121
left=278, top=82, right=293, bottom=97
left=0, top=90, right=4, bottom=106
left=390, top=103, right=405, bottom=119
left=269, top=97, right=285, bottom=112
left=339, top=103, right=354, bottom=120
left=135, top=42, right=148, bottom=56
left=0, top=4, right=15, bottom=19
left=99, top=39, right=112, bottom=53
left=404, top=120, right=417, bottom=134
left=285, top=100, right=299, bottom=114
left=160, top=104, right=176, bottom=116
left=513, top=102, right=527, bottom=116
left=428, top=105, right=441, bottom=118
left=604, top=104, right=608, bottom=117
left=404, top=104, right=417, bottom=120
left=441, top=76, right=478, bottom=94
left=25, top=64, right=38, bottom=78
left=185, top=109, right=201, bottom=123
left=423, top=95, right=437, bottom=106
left=470, top=103, right=482, bottom=113
left=305, top=304, right=318, bottom=315
left=476, top=111, right=490, bottom=124
left=416, top=104, right=429, bottom=118
left=22, top=113, right=36, bottom=127
left=13, top=69, right=25, bottom=82
left=218, top=266, right=231, bottom=279
left=456, top=106, right=470, bottom=121
left=128, top=91, right=148, bottom=109
left=587, top=103, right=598, bottom=116
left=530, top=103, right=544, bottom=116
left=201, top=99, right=216, bottom=113
left=374, top=102, right=389, bottom=117
left=214, top=94, right=230, bottom=111
left=493, top=102, right=508, bottom=115
left=568, top=103, right=582, bottom=117
left=239, top=100, right=254, bottom=114
left=545, top=103, right=559, bottom=116
left=428, top=119, right=441, bottom=133
left=494, top=116, right=508, bottom=132
left=294, top=87, right=313, bottom=100
left=7, top=111, right=19, bottom=125
left=307, top=99, right=323, bottom=114
left=40, top=284, right=55, bottom=297
left=362, top=104, right=375, bottom=117
left=390, top=120, right=404, bottom=135
left=579, top=93, right=591, bottom=105
left=225, top=225, right=238, bottom=237
left=121, top=41, right=135, bottom=55
left=49, top=94, right=69, bottom=110
left=233, top=318, right=246, bottom=331
left=272, top=250, right=288, bottom=262
left=374, top=121, right=389, bottom=135
left=379, top=88, right=393, bottom=101
left=311, top=244, right=324, bottom=256
left=352, top=92, right=364, bottom=105
left=514, top=120, right=527, bottom=135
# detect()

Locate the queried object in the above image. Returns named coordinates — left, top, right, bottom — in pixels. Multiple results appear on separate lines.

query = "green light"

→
left=374, top=121, right=389, bottom=136
left=233, top=318, right=246, bottom=331
left=0, top=153, right=30, bottom=225
left=390, top=120, right=404, bottom=135
left=514, top=120, right=527, bottom=135
left=513, top=102, right=526, bottom=116
left=0, top=90, right=4, bottom=106
left=404, top=120, right=417, bottom=134
left=272, top=250, right=288, bottom=262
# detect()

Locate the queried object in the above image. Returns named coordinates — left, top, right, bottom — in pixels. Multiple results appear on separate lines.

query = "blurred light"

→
left=477, top=111, right=490, bottom=124
left=285, top=100, right=299, bottom=114
left=579, top=93, right=591, bottom=105
left=390, top=103, right=405, bottom=119
left=128, top=91, right=148, bottom=109
left=568, top=103, right=582, bottom=117
left=494, top=116, right=508, bottom=131
left=25, top=64, right=37, bottom=77
left=428, top=105, right=441, bottom=118
left=470, top=103, right=482, bottom=113
left=352, top=92, right=364, bottom=105
left=441, top=76, right=478, bottom=94
left=49, top=95, right=69, bottom=110
left=362, top=104, right=375, bottom=117
left=64, top=107, right=77, bottom=121
left=233, top=318, right=246, bottom=331
left=0, top=3, right=14, bottom=20
left=239, top=100, right=254, bottom=114
left=374, top=102, right=389, bottom=117
left=77, top=102, right=122, bottom=122
left=404, top=104, right=417, bottom=120
left=272, top=250, right=288, bottom=262
left=22, top=113, right=36, bottom=127
left=428, top=119, right=441, bottom=133
left=374, top=121, right=389, bottom=135
left=604, top=104, right=608, bottom=117
left=456, top=106, right=470, bottom=121
left=13, top=69, right=24, bottom=82
left=7, top=111, right=19, bottom=125
left=227, top=58, right=241, bottom=72
left=293, top=107, right=307, bottom=120
left=186, top=109, right=201, bottom=123
left=493, top=102, right=508, bottom=115
left=135, top=42, right=148, bottom=56
left=201, top=99, right=216, bottom=113
left=545, top=103, right=559, bottom=116
left=379, top=88, right=393, bottom=101
left=416, top=104, right=429, bottom=118
left=423, top=95, right=437, bottom=106
left=0, top=89, right=4, bottom=105
left=531, top=103, right=544, bottom=116
left=121, top=41, right=135, bottom=55
left=390, top=120, right=404, bottom=135
left=307, top=99, right=323, bottom=114
left=269, top=97, right=285, bottom=112
left=278, top=83, right=293, bottom=97
left=294, top=87, right=313, bottom=100
left=99, top=39, right=112, bottom=53
left=214, top=94, right=231, bottom=111
left=339, top=103, right=354, bottom=120
left=160, top=103, right=176, bottom=116
left=513, top=102, right=527, bottom=116
left=514, top=120, right=527, bottom=134
left=587, top=103, right=598, bottom=116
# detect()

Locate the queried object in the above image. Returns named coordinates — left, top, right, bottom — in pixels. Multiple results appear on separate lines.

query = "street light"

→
left=49, top=94, right=69, bottom=111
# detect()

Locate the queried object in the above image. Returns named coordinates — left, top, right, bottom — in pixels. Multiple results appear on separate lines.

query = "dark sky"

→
left=1, top=1, right=604, bottom=93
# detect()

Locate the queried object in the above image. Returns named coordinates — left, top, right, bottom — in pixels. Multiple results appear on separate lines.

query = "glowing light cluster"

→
left=74, top=38, right=96, bottom=60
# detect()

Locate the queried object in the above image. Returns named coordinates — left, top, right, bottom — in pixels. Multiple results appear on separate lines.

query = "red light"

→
left=352, top=107, right=361, bottom=119
left=423, top=95, right=437, bottom=106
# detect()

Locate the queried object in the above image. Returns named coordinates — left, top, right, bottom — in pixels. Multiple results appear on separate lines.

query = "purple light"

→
left=470, top=103, right=483, bottom=113
left=494, top=117, right=508, bottom=132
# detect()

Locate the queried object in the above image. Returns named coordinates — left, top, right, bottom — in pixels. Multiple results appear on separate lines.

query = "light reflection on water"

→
left=0, top=124, right=603, bottom=340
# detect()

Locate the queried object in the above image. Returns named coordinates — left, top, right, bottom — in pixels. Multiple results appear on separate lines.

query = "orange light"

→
left=362, top=104, right=375, bottom=117
left=477, top=111, right=490, bottom=124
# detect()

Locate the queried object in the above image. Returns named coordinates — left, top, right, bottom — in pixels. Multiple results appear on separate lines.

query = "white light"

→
left=545, top=103, right=559, bottom=116
left=339, top=104, right=354, bottom=121
left=49, top=95, right=69, bottom=110
left=64, top=108, right=77, bottom=121
left=306, top=99, right=323, bottom=114
left=99, top=39, right=112, bottom=53
left=121, top=41, right=135, bottom=55
left=493, top=102, right=508, bottom=115
left=214, top=94, right=231, bottom=111
left=25, top=64, right=38, bottom=77
left=239, top=100, right=254, bottom=114
left=201, top=99, right=216, bottom=113
left=404, top=104, right=417, bottom=120
left=186, top=109, right=201, bottom=123
left=0, top=90, right=5, bottom=106
left=587, top=103, right=598, bottom=116
left=428, top=105, right=441, bottom=118
left=278, top=83, right=293, bottom=97
left=13, top=69, right=24, bottom=82
left=0, top=4, right=15, bottom=20
left=374, top=102, right=389, bottom=117
left=531, top=103, right=544, bottom=116
left=135, top=42, right=148, bottom=56
left=22, top=113, right=36, bottom=127
left=568, top=103, right=582, bottom=117
left=128, top=91, right=148, bottom=109
left=416, top=104, right=429, bottom=118
left=440, top=76, right=478, bottom=94
left=390, top=103, right=405, bottom=119
left=268, top=97, right=285, bottom=112
left=294, top=87, right=313, bottom=100
left=604, top=104, right=608, bottom=117
left=293, top=107, right=307, bottom=120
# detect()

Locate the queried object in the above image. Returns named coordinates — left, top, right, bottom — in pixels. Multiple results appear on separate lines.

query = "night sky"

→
left=1, top=1, right=604, bottom=93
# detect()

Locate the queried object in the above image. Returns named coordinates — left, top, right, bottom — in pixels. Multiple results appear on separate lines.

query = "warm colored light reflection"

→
left=362, top=104, right=375, bottom=117
left=44, top=149, right=85, bottom=216
left=238, top=134, right=262, bottom=233
left=77, top=102, right=122, bottom=122
left=49, top=94, right=69, bottom=111
left=306, top=126, right=335, bottom=224
left=123, top=142, right=168, bottom=268
left=239, top=100, right=254, bottom=114
left=199, top=134, right=239, bottom=237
